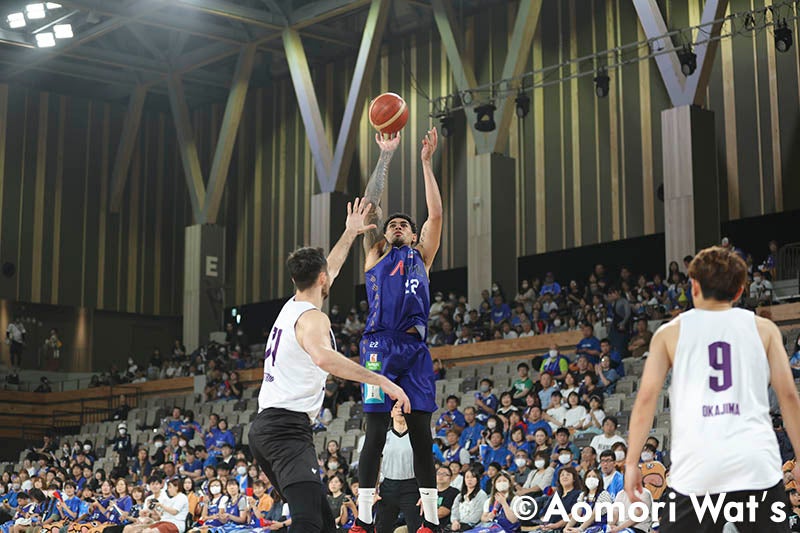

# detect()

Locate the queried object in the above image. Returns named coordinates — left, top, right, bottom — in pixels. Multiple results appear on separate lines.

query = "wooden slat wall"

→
left=0, top=86, right=187, bottom=315
left=0, top=0, right=796, bottom=312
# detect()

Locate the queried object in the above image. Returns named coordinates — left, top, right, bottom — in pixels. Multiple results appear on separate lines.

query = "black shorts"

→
left=248, top=408, right=322, bottom=496
left=660, top=482, right=790, bottom=533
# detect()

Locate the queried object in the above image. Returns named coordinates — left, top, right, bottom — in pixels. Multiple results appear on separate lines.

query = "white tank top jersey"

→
left=257, top=298, right=334, bottom=421
left=668, top=308, right=782, bottom=494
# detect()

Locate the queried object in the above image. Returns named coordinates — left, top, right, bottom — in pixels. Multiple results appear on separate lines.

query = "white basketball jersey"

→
left=668, top=308, right=781, bottom=494
left=257, top=297, right=333, bottom=421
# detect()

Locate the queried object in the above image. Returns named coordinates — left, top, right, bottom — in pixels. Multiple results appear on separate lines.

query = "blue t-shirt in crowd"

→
left=525, top=420, right=553, bottom=438
left=491, top=303, right=512, bottom=324
left=165, top=418, right=183, bottom=437
left=436, top=409, right=466, bottom=437
left=540, top=282, right=562, bottom=296
left=475, top=393, right=499, bottom=422
left=576, top=337, right=601, bottom=364
left=182, top=458, right=204, bottom=474
left=460, top=423, right=485, bottom=451
left=481, top=445, right=512, bottom=470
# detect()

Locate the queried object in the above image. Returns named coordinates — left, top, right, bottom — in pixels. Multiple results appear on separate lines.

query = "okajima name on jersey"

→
left=702, top=402, right=740, bottom=417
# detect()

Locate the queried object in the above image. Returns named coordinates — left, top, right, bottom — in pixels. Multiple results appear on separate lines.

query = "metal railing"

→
left=778, top=243, right=800, bottom=280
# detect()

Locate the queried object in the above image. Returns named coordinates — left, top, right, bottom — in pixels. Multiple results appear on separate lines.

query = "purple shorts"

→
left=359, top=330, right=437, bottom=413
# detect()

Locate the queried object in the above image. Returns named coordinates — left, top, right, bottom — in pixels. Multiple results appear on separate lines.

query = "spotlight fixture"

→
left=775, top=20, right=793, bottom=53
left=474, top=103, right=496, bottom=132
left=678, top=45, right=697, bottom=76
left=26, top=3, right=46, bottom=19
left=461, top=90, right=473, bottom=106
left=438, top=113, right=453, bottom=138
left=45, top=2, right=62, bottom=8
left=7, top=12, right=25, bottom=28
left=35, top=31, right=55, bottom=47
left=594, top=69, right=610, bottom=98
left=515, top=93, right=530, bottom=119
left=53, top=23, right=72, bottom=38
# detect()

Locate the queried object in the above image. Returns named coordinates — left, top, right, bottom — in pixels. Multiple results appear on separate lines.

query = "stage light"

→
left=26, top=3, right=46, bottom=19
left=594, top=69, right=610, bottom=98
left=474, top=103, right=496, bottom=132
left=35, top=31, right=55, bottom=47
left=53, top=23, right=72, bottom=38
left=438, top=114, right=453, bottom=138
left=775, top=20, right=793, bottom=53
left=515, top=93, right=530, bottom=118
left=678, top=45, right=697, bottom=76
left=45, top=3, right=62, bottom=8
left=461, top=90, right=473, bottom=106
left=7, top=12, right=25, bottom=28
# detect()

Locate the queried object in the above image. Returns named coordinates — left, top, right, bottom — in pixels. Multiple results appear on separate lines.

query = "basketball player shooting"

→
left=248, top=197, right=411, bottom=533
left=352, top=127, right=443, bottom=533
left=624, top=246, right=800, bottom=533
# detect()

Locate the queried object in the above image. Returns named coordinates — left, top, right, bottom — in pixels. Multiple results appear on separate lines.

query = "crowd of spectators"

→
left=82, top=324, right=263, bottom=397
left=0, top=238, right=793, bottom=532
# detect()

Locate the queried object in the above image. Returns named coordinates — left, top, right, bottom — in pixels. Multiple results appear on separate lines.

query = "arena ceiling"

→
left=0, top=0, right=496, bottom=110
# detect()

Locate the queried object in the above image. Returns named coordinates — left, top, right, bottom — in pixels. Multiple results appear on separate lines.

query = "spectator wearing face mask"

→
left=151, top=435, right=168, bottom=467
left=81, top=441, right=95, bottom=466
left=563, top=468, right=613, bottom=533
left=474, top=380, right=498, bottom=423
left=112, top=422, right=133, bottom=461
left=539, top=346, right=569, bottom=381
left=749, top=272, right=775, bottom=303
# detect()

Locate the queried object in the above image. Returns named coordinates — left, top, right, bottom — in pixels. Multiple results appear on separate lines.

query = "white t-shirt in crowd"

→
left=158, top=491, right=189, bottom=533
left=589, top=433, right=626, bottom=453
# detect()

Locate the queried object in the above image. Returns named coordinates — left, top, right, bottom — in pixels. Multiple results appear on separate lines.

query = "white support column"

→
left=633, top=0, right=729, bottom=106
left=635, top=0, right=728, bottom=265
left=167, top=74, right=207, bottom=223
left=203, top=43, right=258, bottom=223
left=283, top=0, right=389, bottom=192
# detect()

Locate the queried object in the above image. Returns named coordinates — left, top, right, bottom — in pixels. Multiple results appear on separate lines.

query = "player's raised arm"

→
left=296, top=309, right=411, bottom=413
left=761, top=316, right=800, bottom=481
left=362, top=133, right=400, bottom=256
left=415, top=127, right=442, bottom=272
left=624, top=321, right=674, bottom=502
left=326, top=197, right=376, bottom=287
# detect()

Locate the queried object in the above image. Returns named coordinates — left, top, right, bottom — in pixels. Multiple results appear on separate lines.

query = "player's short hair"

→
left=446, top=395, right=459, bottom=404
left=688, top=246, right=747, bottom=301
left=517, top=362, right=529, bottom=371
left=383, top=213, right=417, bottom=235
left=287, top=247, right=328, bottom=291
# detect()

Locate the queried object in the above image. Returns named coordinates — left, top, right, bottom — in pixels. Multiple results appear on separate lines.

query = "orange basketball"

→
left=368, top=93, right=409, bottom=135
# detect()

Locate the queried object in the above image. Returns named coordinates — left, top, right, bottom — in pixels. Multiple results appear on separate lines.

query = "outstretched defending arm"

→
left=297, top=309, right=411, bottom=412
left=326, top=197, right=376, bottom=287
left=415, top=127, right=442, bottom=271
left=362, top=133, right=401, bottom=255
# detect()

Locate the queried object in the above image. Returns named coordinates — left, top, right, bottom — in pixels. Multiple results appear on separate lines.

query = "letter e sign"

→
left=205, top=256, right=219, bottom=277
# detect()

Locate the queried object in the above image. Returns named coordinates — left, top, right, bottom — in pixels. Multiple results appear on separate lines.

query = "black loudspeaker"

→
left=2, top=262, right=15, bottom=278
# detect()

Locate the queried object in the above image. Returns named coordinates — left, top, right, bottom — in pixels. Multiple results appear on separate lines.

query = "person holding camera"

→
left=122, top=476, right=184, bottom=533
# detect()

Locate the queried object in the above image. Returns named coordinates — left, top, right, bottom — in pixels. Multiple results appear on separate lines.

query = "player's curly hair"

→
left=383, top=213, right=417, bottom=235
left=287, top=247, right=327, bottom=291
left=688, top=246, right=747, bottom=302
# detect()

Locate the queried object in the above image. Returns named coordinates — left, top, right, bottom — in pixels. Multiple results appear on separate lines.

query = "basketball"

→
left=368, top=92, right=408, bottom=135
